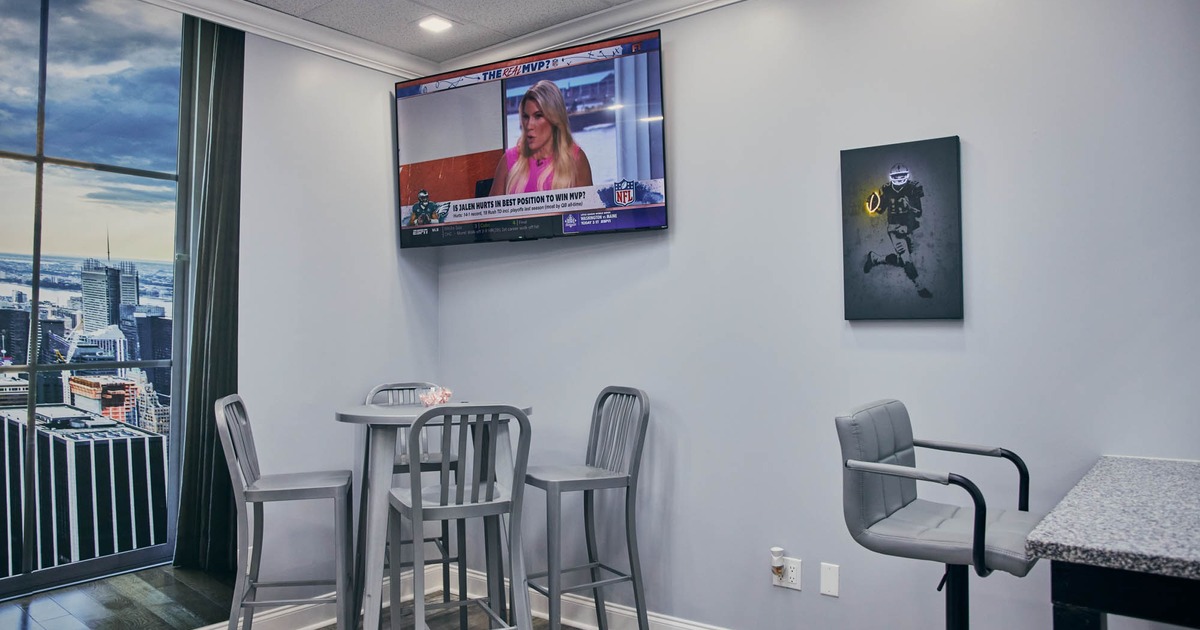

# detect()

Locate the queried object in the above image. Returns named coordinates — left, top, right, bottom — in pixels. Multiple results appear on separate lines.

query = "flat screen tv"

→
left=395, top=31, right=667, bottom=248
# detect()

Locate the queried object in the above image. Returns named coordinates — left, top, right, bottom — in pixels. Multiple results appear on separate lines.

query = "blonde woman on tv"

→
left=490, top=80, right=593, bottom=195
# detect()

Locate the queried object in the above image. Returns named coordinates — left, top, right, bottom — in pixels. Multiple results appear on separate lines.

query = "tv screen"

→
left=395, top=31, right=667, bottom=248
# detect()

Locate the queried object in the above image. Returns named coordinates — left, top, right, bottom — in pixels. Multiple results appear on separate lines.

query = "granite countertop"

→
left=1026, top=455, right=1200, bottom=579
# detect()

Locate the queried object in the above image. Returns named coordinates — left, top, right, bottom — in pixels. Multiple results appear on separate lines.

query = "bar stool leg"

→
left=626, top=487, right=649, bottom=630
left=246, top=502, right=265, bottom=630
left=457, top=518, right=468, bottom=630
left=388, top=513, right=404, bottom=630
left=546, top=485, right=563, bottom=630
left=229, top=504, right=251, bottom=630
left=584, top=489, right=609, bottom=630
left=441, top=520, right=452, bottom=603
left=509, top=508, right=533, bottom=630
left=335, top=489, right=351, bottom=630
left=411, top=514, right=428, bottom=630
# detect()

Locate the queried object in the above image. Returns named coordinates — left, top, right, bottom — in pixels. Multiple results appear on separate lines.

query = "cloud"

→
left=40, top=165, right=177, bottom=260
left=82, top=181, right=177, bottom=211
left=0, top=0, right=181, bottom=171
left=49, top=59, right=134, bottom=80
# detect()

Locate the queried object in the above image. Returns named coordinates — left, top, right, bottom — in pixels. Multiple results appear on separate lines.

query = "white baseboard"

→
left=199, top=565, right=726, bottom=630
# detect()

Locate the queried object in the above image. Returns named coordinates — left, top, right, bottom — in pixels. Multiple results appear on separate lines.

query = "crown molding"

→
left=139, top=0, right=439, bottom=78
left=441, top=0, right=747, bottom=72
left=140, top=0, right=744, bottom=79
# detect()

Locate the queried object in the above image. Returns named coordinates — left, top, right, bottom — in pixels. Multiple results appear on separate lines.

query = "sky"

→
left=0, top=0, right=181, bottom=262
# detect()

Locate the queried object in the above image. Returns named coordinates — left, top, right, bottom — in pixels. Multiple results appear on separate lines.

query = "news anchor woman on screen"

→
left=490, top=80, right=593, bottom=195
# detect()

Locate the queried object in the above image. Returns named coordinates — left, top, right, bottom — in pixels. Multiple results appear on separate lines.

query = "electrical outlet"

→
left=774, top=557, right=802, bottom=591
left=820, top=562, right=839, bottom=597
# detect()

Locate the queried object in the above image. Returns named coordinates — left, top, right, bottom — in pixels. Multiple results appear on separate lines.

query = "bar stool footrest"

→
left=527, top=561, right=632, bottom=597
left=243, top=593, right=338, bottom=607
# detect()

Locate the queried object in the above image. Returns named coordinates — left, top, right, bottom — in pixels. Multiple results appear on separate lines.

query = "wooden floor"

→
left=317, top=592, right=579, bottom=630
left=2, top=565, right=578, bottom=630
left=0, top=564, right=235, bottom=630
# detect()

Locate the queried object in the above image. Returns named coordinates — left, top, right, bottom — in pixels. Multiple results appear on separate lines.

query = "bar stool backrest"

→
left=366, top=381, right=441, bottom=460
left=409, top=404, right=531, bottom=513
left=585, top=386, right=650, bottom=481
left=835, top=399, right=919, bottom=535
left=214, top=393, right=260, bottom=503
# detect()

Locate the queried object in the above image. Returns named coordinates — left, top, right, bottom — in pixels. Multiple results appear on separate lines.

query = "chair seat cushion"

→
left=245, top=470, right=352, bottom=502
left=525, top=465, right=630, bottom=491
left=857, top=498, right=1044, bottom=577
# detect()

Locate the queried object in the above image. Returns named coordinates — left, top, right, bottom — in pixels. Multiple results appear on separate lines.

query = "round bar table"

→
left=337, top=402, right=531, bottom=630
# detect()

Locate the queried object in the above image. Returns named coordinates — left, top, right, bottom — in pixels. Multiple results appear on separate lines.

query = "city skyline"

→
left=0, top=0, right=182, bottom=263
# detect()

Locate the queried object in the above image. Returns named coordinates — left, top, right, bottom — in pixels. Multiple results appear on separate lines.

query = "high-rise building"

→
left=0, top=405, right=168, bottom=578
left=134, top=384, right=170, bottom=436
left=81, top=260, right=139, bottom=335
left=0, top=376, right=28, bottom=407
left=68, top=376, right=138, bottom=426
left=86, top=326, right=132, bottom=375
left=135, top=316, right=172, bottom=400
left=81, top=262, right=120, bottom=335
left=0, top=308, right=29, bottom=365
left=117, top=262, right=139, bottom=309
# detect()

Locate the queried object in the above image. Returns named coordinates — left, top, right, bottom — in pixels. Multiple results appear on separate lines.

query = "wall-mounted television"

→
left=395, top=31, right=667, bottom=248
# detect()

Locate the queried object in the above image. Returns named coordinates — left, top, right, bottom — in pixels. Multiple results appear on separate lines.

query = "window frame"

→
left=0, top=0, right=191, bottom=598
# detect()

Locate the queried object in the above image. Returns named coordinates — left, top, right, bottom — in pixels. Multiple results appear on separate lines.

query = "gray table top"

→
left=1026, top=455, right=1200, bottom=579
left=335, top=402, right=532, bottom=425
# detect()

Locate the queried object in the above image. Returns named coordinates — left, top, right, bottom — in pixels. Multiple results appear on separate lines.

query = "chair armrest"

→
left=844, top=459, right=992, bottom=577
left=914, top=439, right=1030, bottom=511
left=844, top=459, right=951, bottom=484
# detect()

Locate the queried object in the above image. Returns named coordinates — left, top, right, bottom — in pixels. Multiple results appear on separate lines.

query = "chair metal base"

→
left=943, top=564, right=969, bottom=630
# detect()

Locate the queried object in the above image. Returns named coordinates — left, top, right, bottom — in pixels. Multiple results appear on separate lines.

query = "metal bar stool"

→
left=525, top=386, right=651, bottom=630
left=366, top=382, right=465, bottom=616
left=387, top=404, right=534, bottom=630
left=214, top=394, right=354, bottom=630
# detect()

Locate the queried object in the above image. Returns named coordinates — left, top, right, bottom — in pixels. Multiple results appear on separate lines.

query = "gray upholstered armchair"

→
left=835, top=399, right=1044, bottom=630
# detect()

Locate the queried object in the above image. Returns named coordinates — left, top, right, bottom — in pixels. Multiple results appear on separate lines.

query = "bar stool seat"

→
left=526, top=465, right=628, bottom=490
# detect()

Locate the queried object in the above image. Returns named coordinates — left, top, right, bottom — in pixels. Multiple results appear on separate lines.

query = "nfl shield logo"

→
left=613, top=180, right=636, bottom=206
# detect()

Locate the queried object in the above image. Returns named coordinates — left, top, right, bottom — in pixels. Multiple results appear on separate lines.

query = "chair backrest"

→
left=214, top=393, right=259, bottom=503
left=407, top=404, right=532, bottom=515
left=366, top=381, right=440, bottom=455
left=585, top=386, right=650, bottom=482
left=835, top=399, right=918, bottom=539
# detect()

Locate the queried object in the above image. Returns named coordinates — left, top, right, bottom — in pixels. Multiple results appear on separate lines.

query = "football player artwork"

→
left=841, top=136, right=963, bottom=319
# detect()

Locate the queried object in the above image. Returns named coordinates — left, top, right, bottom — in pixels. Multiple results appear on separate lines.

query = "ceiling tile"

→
left=296, top=0, right=512, bottom=63
left=422, top=0, right=615, bottom=36
left=245, top=0, right=332, bottom=17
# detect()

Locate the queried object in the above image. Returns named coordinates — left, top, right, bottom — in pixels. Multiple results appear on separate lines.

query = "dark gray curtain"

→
left=173, top=16, right=243, bottom=573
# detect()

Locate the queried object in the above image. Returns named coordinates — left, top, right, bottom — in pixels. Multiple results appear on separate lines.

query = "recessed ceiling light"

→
left=419, top=16, right=453, bottom=33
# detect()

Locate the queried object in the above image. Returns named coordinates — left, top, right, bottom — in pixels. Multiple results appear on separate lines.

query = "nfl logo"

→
left=613, top=180, right=636, bottom=206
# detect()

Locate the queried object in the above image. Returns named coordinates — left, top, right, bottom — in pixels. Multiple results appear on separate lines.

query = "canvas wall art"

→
left=841, top=136, right=963, bottom=320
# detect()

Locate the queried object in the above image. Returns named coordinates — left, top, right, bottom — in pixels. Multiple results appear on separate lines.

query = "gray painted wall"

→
left=236, top=0, right=1200, bottom=627
left=435, top=0, right=1200, bottom=629
left=238, top=33, right=438, bottom=581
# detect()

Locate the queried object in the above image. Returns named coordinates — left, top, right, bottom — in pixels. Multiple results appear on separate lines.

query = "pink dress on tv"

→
left=504, top=145, right=580, bottom=193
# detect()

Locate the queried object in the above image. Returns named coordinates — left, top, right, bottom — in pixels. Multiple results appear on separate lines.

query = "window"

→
left=0, top=0, right=183, bottom=593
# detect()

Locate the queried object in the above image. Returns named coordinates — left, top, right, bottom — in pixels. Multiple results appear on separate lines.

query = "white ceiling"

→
left=152, top=0, right=744, bottom=77
left=240, top=0, right=639, bottom=65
